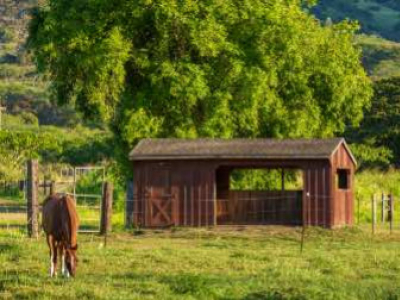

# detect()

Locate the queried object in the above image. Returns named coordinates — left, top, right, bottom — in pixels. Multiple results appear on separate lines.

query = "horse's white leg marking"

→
left=61, top=254, right=65, bottom=274
left=50, top=254, right=55, bottom=277
left=62, top=254, right=70, bottom=277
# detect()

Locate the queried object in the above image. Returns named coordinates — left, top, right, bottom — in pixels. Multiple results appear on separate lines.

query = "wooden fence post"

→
left=27, top=159, right=39, bottom=238
left=372, top=194, right=376, bottom=235
left=390, top=194, right=394, bottom=234
left=357, top=194, right=360, bottom=225
left=381, top=193, right=385, bottom=224
left=50, top=181, right=56, bottom=195
left=100, top=182, right=113, bottom=235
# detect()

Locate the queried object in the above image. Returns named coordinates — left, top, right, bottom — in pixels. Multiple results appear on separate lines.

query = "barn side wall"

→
left=330, top=144, right=355, bottom=227
left=170, top=161, right=216, bottom=226
left=132, top=161, right=216, bottom=227
left=131, top=149, right=355, bottom=228
left=302, top=162, right=332, bottom=227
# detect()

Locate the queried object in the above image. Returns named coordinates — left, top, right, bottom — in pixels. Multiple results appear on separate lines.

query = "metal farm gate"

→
left=0, top=160, right=113, bottom=236
left=55, top=166, right=106, bottom=233
left=0, top=178, right=27, bottom=231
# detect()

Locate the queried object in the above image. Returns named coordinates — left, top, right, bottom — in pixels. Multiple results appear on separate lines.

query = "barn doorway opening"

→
left=215, top=167, right=303, bottom=225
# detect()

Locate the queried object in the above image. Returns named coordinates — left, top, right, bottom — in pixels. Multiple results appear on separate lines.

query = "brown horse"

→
left=42, top=194, right=79, bottom=277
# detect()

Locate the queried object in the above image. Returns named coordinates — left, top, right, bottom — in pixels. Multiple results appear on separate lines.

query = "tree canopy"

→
left=346, top=77, right=400, bottom=168
left=28, top=0, right=372, bottom=174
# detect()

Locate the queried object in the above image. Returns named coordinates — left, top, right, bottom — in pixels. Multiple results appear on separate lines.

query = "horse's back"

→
left=42, top=194, right=79, bottom=237
left=42, top=195, right=61, bottom=235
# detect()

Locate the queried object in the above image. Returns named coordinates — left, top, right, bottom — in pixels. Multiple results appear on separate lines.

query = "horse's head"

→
left=66, top=244, right=78, bottom=277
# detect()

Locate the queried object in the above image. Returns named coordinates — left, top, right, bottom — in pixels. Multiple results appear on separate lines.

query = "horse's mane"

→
left=61, top=195, right=79, bottom=247
left=42, top=193, right=60, bottom=207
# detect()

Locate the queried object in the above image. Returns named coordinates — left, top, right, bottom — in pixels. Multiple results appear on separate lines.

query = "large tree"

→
left=346, top=77, right=400, bottom=167
left=28, top=0, right=372, bottom=173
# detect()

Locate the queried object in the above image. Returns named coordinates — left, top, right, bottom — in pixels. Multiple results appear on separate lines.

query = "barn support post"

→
left=205, top=184, right=209, bottom=227
left=198, top=186, right=202, bottom=227
left=27, top=159, right=39, bottom=238
left=213, top=181, right=217, bottom=226
left=301, top=191, right=310, bottom=253
left=100, top=182, right=113, bottom=235
left=184, top=186, right=188, bottom=226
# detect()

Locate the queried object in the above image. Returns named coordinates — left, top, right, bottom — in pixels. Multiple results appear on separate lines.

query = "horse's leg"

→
left=61, top=245, right=70, bottom=277
left=52, top=239, right=58, bottom=277
left=47, top=235, right=57, bottom=277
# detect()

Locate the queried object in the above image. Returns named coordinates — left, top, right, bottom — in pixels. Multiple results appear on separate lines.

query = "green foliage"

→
left=0, top=130, right=59, bottom=180
left=54, top=126, right=113, bottom=166
left=28, top=0, right=373, bottom=178
left=346, top=77, right=400, bottom=167
left=0, top=126, right=113, bottom=180
left=349, top=143, right=392, bottom=169
left=355, top=169, right=400, bottom=223
left=230, top=169, right=302, bottom=191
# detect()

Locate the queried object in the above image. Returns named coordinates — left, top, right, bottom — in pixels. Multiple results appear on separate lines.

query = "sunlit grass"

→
left=1, top=169, right=400, bottom=298
left=1, top=226, right=400, bottom=299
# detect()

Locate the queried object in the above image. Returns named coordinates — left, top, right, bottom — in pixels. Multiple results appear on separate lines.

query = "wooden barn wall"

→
left=132, top=160, right=216, bottom=227
left=171, top=161, right=215, bottom=227
left=303, top=162, right=332, bottom=227
left=330, top=144, right=355, bottom=227
left=132, top=153, right=354, bottom=228
left=132, top=161, right=145, bottom=226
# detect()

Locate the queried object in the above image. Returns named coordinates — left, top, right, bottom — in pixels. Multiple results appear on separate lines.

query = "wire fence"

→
left=125, top=187, right=400, bottom=235
left=125, top=189, right=337, bottom=228
left=0, top=179, right=26, bottom=231
left=0, top=165, right=106, bottom=234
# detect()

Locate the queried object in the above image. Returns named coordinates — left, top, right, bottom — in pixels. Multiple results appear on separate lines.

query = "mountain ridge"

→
left=314, top=0, right=400, bottom=41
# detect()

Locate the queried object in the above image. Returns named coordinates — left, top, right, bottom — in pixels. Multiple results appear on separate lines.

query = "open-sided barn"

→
left=127, top=138, right=356, bottom=228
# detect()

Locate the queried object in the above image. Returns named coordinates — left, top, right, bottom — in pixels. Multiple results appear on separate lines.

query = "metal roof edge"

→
left=129, top=155, right=332, bottom=161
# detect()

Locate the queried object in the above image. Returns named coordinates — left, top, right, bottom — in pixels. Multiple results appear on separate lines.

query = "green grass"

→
left=1, top=170, right=400, bottom=298
left=1, top=226, right=400, bottom=299
left=354, top=169, right=400, bottom=223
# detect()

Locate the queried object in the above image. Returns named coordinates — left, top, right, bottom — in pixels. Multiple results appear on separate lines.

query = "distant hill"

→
left=313, top=0, right=400, bottom=41
left=0, top=0, right=79, bottom=128
left=357, top=35, right=400, bottom=79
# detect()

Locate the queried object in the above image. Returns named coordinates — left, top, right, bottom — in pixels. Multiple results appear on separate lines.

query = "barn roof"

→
left=129, top=138, right=356, bottom=164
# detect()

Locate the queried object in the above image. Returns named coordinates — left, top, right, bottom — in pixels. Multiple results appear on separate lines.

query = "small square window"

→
left=337, top=169, right=349, bottom=190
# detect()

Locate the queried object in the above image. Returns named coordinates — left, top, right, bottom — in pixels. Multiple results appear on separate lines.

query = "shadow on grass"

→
left=0, top=242, right=19, bottom=253
left=0, top=225, right=27, bottom=233
left=160, top=273, right=216, bottom=295
left=110, top=271, right=223, bottom=297
left=240, top=291, right=305, bottom=300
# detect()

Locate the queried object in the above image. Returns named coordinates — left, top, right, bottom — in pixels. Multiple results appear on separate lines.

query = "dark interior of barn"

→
left=215, top=166, right=303, bottom=225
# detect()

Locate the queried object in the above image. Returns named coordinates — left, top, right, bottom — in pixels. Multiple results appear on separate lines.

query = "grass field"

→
left=1, top=170, right=400, bottom=299
left=1, top=226, right=400, bottom=300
